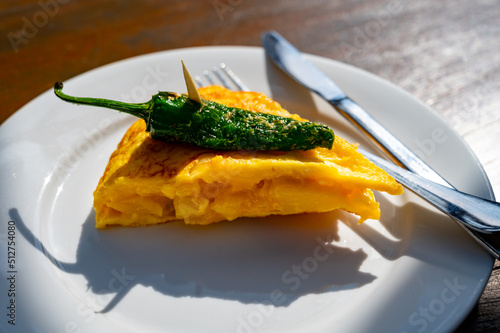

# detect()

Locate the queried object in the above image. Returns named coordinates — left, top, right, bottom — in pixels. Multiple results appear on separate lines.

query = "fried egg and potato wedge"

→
left=93, top=86, right=403, bottom=228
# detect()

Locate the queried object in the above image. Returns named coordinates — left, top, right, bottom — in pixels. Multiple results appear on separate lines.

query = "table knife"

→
left=262, top=30, right=500, bottom=258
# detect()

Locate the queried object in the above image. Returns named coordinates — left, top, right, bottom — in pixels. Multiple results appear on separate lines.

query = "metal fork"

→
left=197, top=64, right=500, bottom=259
left=194, top=63, right=249, bottom=91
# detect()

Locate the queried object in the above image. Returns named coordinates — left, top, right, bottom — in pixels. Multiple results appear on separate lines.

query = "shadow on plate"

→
left=10, top=207, right=376, bottom=313
left=341, top=192, right=488, bottom=273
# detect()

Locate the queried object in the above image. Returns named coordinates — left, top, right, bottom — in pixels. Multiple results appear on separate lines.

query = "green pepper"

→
left=53, top=82, right=334, bottom=151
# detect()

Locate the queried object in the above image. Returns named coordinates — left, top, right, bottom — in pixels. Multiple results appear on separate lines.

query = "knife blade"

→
left=262, top=30, right=500, bottom=258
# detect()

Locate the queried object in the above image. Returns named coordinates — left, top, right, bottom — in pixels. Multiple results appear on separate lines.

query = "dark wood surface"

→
left=1, top=0, right=499, bottom=331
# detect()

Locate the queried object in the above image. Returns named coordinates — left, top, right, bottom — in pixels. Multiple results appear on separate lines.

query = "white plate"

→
left=0, top=47, right=494, bottom=333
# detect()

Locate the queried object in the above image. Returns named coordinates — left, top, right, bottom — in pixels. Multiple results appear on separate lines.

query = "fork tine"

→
left=193, top=75, right=204, bottom=87
left=211, top=66, right=232, bottom=89
left=203, top=70, right=215, bottom=86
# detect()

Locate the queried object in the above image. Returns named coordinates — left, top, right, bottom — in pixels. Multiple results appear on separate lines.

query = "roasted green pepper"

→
left=53, top=82, right=334, bottom=151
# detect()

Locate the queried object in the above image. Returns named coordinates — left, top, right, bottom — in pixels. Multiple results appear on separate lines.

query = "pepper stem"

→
left=53, top=82, right=151, bottom=120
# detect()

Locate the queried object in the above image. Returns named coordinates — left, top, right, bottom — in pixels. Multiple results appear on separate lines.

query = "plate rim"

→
left=0, top=45, right=494, bottom=333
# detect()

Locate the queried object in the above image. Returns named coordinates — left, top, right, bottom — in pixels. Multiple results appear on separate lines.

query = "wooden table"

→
left=1, top=0, right=499, bottom=331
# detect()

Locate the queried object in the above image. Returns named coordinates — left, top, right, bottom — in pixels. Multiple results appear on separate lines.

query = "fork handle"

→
left=329, top=97, right=500, bottom=258
left=363, top=150, right=500, bottom=258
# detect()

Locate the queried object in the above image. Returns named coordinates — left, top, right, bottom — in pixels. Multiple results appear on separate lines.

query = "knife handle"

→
left=331, top=97, right=500, bottom=258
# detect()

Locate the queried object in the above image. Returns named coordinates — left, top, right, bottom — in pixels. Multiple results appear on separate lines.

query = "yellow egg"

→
left=93, top=86, right=403, bottom=228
